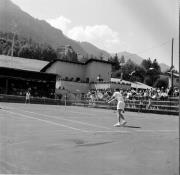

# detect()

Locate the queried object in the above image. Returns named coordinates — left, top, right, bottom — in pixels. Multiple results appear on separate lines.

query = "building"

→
left=57, top=45, right=74, bottom=56
left=41, top=59, right=112, bottom=83
left=0, top=55, right=113, bottom=99
left=111, top=78, right=152, bottom=90
left=166, top=72, right=179, bottom=88
left=0, top=55, right=56, bottom=98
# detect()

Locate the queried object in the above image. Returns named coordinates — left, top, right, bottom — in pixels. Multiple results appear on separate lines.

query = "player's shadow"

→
left=123, top=125, right=141, bottom=129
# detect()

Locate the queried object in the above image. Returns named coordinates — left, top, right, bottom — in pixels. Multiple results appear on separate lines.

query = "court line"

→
left=1, top=109, right=90, bottom=133
left=1, top=104, right=113, bottom=117
left=0, top=160, right=30, bottom=174
left=13, top=109, right=112, bottom=130
left=136, top=129, right=178, bottom=133
left=1, top=105, right=112, bottom=129
left=1, top=106, right=178, bottom=134
left=2, top=109, right=131, bottom=134
left=90, top=130, right=130, bottom=133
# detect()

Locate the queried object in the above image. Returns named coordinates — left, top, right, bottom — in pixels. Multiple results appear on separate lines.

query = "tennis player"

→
left=108, top=88, right=127, bottom=127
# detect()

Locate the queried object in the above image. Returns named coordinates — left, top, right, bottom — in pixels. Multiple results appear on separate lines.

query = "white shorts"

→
left=117, top=101, right=125, bottom=110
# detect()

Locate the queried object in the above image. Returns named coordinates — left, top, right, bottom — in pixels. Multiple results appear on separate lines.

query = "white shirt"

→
left=26, top=92, right=30, bottom=99
left=113, top=92, right=124, bottom=102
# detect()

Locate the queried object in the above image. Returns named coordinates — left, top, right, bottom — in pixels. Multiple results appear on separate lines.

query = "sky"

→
left=11, top=0, right=179, bottom=69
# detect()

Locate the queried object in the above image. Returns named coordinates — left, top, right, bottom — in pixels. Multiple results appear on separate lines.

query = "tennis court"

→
left=0, top=102, right=179, bottom=175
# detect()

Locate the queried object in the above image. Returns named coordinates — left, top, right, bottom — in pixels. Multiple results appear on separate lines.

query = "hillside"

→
left=117, top=51, right=144, bottom=65
left=159, top=63, right=170, bottom=73
left=0, top=0, right=87, bottom=56
left=0, top=0, right=172, bottom=71
left=80, top=42, right=111, bottom=60
left=117, top=51, right=170, bottom=72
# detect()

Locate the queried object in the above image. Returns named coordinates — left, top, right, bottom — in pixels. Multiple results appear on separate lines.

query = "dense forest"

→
left=0, top=32, right=78, bottom=62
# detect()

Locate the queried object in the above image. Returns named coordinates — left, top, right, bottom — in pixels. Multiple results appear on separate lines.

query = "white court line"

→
left=1, top=106, right=178, bottom=134
left=0, top=160, right=30, bottom=174
left=1, top=104, right=112, bottom=117
left=136, top=129, right=178, bottom=133
left=6, top=140, right=32, bottom=146
left=1, top=109, right=90, bottom=133
left=90, top=130, right=130, bottom=133
left=2, top=109, right=131, bottom=134
left=14, top=109, right=111, bottom=130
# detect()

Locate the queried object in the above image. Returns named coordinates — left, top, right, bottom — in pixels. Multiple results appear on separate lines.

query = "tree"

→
left=132, top=66, right=146, bottom=83
left=141, top=58, right=152, bottom=71
left=18, top=44, right=33, bottom=58
left=119, top=55, right=125, bottom=64
left=145, top=68, right=160, bottom=87
left=152, top=59, right=161, bottom=73
left=140, top=58, right=161, bottom=86
left=121, top=59, right=136, bottom=80
left=109, top=54, right=120, bottom=72
left=154, top=77, right=168, bottom=89
left=80, top=56, right=89, bottom=63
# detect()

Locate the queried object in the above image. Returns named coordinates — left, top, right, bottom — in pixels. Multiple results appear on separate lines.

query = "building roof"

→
left=85, top=58, right=112, bottom=65
left=165, top=72, right=179, bottom=78
left=0, top=67, right=57, bottom=82
left=111, top=78, right=153, bottom=89
left=131, top=82, right=153, bottom=90
left=41, top=58, right=112, bottom=72
left=0, top=55, right=49, bottom=72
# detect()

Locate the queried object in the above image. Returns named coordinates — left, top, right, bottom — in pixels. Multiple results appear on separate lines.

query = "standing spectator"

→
left=25, top=90, right=31, bottom=104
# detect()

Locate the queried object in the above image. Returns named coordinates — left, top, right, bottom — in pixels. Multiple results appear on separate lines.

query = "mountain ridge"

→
left=79, top=41, right=111, bottom=60
left=0, top=0, right=171, bottom=72
left=0, top=0, right=87, bottom=56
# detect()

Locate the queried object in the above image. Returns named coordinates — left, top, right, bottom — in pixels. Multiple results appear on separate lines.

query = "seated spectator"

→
left=151, top=92, right=158, bottom=100
left=159, top=90, right=168, bottom=101
left=174, top=88, right=179, bottom=97
left=126, top=90, right=132, bottom=100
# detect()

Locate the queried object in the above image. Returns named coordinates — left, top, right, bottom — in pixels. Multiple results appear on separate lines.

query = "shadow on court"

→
left=123, top=125, right=141, bottom=128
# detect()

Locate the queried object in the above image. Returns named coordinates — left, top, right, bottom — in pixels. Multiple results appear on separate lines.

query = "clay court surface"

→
left=0, top=102, right=179, bottom=175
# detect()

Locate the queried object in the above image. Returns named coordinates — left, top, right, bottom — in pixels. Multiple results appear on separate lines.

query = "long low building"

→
left=0, top=55, right=56, bottom=98
left=41, top=59, right=112, bottom=83
left=0, top=55, right=113, bottom=98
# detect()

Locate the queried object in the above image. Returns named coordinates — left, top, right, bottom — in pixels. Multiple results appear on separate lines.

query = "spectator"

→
left=25, top=90, right=31, bottom=104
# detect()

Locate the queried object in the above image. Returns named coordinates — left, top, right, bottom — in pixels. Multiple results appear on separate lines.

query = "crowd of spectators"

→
left=86, top=87, right=179, bottom=102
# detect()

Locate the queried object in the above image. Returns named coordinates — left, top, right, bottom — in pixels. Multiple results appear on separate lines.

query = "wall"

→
left=90, top=83, right=131, bottom=90
left=56, top=80, right=89, bottom=94
left=85, top=62, right=111, bottom=82
left=46, top=62, right=85, bottom=81
left=168, top=76, right=179, bottom=88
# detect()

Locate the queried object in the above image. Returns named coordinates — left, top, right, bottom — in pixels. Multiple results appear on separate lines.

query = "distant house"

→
left=111, top=78, right=152, bottom=90
left=165, top=72, right=179, bottom=88
left=57, top=45, right=74, bottom=56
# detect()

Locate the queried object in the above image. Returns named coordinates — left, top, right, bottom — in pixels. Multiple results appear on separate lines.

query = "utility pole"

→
left=11, top=32, right=15, bottom=56
left=11, top=23, right=17, bottom=57
left=171, top=38, right=174, bottom=89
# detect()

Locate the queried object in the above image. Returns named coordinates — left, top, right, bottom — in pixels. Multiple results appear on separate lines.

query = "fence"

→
left=0, top=94, right=179, bottom=115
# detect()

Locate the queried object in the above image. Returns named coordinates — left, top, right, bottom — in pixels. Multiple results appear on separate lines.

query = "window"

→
left=86, top=78, right=89, bottom=83
left=76, top=77, right=80, bottom=82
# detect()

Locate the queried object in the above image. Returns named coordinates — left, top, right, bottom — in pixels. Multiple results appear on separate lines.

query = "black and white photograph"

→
left=0, top=0, right=179, bottom=174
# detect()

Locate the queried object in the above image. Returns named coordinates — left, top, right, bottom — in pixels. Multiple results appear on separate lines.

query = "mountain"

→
left=0, top=0, right=87, bottom=56
left=117, top=51, right=143, bottom=65
left=0, top=0, right=172, bottom=70
left=79, top=42, right=111, bottom=60
left=117, top=51, right=170, bottom=72
left=159, top=63, right=170, bottom=73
